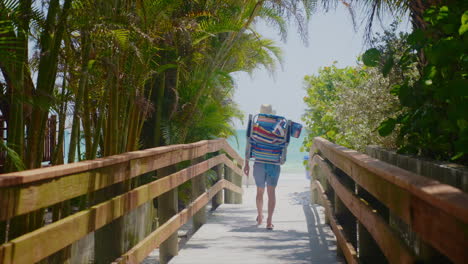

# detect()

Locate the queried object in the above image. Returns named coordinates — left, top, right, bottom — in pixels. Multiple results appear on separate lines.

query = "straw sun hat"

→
left=259, top=104, right=273, bottom=115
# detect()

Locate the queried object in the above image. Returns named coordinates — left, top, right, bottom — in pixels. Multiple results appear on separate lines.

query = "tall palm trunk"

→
left=68, top=30, right=91, bottom=163
left=26, top=0, right=72, bottom=168
left=51, top=67, right=68, bottom=165
left=5, top=0, right=31, bottom=172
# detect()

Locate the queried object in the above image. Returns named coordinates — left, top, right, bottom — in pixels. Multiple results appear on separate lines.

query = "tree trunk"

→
left=26, top=0, right=72, bottom=168
left=68, top=30, right=91, bottom=163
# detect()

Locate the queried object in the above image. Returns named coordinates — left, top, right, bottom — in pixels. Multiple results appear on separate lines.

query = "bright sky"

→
left=232, top=5, right=410, bottom=129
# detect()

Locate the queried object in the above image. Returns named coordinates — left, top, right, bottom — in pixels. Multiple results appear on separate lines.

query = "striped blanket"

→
left=248, top=114, right=288, bottom=164
left=250, top=142, right=285, bottom=163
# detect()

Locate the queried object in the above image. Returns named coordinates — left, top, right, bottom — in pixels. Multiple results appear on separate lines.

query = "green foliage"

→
left=363, top=3, right=468, bottom=163
left=362, top=48, right=381, bottom=67
left=302, top=64, right=401, bottom=152
left=0, top=141, right=25, bottom=171
left=303, top=24, right=410, bottom=153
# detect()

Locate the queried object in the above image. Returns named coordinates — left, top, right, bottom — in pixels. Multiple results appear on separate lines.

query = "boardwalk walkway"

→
left=171, top=174, right=343, bottom=264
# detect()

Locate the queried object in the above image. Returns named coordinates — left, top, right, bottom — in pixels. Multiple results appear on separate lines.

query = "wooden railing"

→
left=0, top=139, right=244, bottom=264
left=309, top=137, right=468, bottom=264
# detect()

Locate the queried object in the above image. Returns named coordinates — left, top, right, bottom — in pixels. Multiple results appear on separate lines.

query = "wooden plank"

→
left=0, top=143, right=229, bottom=221
left=313, top=137, right=468, bottom=263
left=114, top=179, right=242, bottom=264
left=191, top=157, right=207, bottom=231
left=0, top=161, right=130, bottom=221
left=0, top=243, right=12, bottom=264
left=0, top=139, right=224, bottom=187
left=313, top=155, right=415, bottom=264
left=158, top=166, right=178, bottom=264
left=313, top=137, right=468, bottom=223
left=0, top=154, right=227, bottom=264
left=212, top=163, right=224, bottom=209
left=312, top=179, right=358, bottom=264
left=222, top=155, right=244, bottom=178
left=222, top=141, right=244, bottom=166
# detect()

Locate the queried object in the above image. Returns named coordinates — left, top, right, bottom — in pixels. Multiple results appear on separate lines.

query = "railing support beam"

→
left=192, top=157, right=207, bottom=231
left=233, top=171, right=242, bottom=204
left=224, top=166, right=235, bottom=204
left=158, top=166, right=179, bottom=264
left=212, top=162, right=224, bottom=210
left=334, top=193, right=346, bottom=258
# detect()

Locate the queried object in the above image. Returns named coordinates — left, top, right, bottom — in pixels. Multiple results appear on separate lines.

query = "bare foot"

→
left=266, top=217, right=273, bottom=230
left=256, top=215, right=263, bottom=225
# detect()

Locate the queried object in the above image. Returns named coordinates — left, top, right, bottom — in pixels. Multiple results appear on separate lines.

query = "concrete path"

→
left=170, top=174, right=343, bottom=264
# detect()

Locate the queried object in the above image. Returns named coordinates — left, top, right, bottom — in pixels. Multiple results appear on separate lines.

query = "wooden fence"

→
left=309, top=137, right=468, bottom=264
left=0, top=139, right=244, bottom=264
left=0, top=115, right=57, bottom=172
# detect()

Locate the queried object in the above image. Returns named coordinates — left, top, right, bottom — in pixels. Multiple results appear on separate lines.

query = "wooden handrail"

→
left=0, top=139, right=243, bottom=187
left=310, top=137, right=468, bottom=264
left=0, top=139, right=245, bottom=264
left=312, top=155, right=415, bottom=263
left=0, top=139, right=242, bottom=221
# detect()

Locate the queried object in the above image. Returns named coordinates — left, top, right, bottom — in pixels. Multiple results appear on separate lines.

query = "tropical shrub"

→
left=302, top=63, right=400, bottom=152
left=302, top=24, right=410, bottom=152
left=363, top=2, right=468, bottom=164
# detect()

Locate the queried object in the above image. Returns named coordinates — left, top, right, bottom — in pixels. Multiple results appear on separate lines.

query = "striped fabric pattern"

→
left=251, top=141, right=284, bottom=163
left=248, top=114, right=289, bottom=164
left=252, top=125, right=285, bottom=144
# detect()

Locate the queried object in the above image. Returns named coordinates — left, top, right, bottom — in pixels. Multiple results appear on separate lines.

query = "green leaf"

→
left=382, top=56, right=394, bottom=77
left=112, top=29, right=129, bottom=47
left=378, top=118, right=397, bottom=137
left=362, top=48, right=381, bottom=67
left=0, top=141, right=25, bottom=171
left=407, top=29, right=425, bottom=46
left=451, top=152, right=464, bottom=161
left=460, top=11, right=468, bottom=35
left=155, top=63, right=177, bottom=73
left=390, top=84, right=400, bottom=96
left=87, top=60, right=96, bottom=70
left=437, top=6, right=449, bottom=21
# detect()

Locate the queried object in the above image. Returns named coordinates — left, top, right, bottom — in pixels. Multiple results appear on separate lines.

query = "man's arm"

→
left=243, top=160, right=249, bottom=176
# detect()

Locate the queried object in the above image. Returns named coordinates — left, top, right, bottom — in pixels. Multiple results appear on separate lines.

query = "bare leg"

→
left=266, top=185, right=276, bottom=228
left=256, top=187, right=265, bottom=225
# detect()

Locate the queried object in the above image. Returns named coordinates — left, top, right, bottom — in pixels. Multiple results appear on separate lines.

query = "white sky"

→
left=231, top=5, right=410, bottom=129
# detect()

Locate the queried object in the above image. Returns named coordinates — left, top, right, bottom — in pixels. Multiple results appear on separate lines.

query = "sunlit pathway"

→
left=170, top=174, right=343, bottom=264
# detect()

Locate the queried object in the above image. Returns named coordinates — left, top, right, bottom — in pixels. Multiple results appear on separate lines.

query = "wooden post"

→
left=356, top=186, right=386, bottom=263
left=310, top=165, right=320, bottom=204
left=416, top=239, right=448, bottom=263
left=335, top=172, right=356, bottom=249
left=191, top=157, right=206, bottom=231
left=233, top=171, right=242, bottom=204
left=334, top=193, right=345, bottom=257
left=212, top=162, right=224, bottom=210
left=224, top=166, right=235, bottom=204
left=158, top=166, right=178, bottom=264
left=95, top=181, right=127, bottom=264
left=358, top=222, right=386, bottom=263
left=0, top=220, right=5, bottom=244
left=320, top=167, right=331, bottom=225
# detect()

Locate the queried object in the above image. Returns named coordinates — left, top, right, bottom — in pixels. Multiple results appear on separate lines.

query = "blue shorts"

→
left=253, top=163, right=281, bottom=188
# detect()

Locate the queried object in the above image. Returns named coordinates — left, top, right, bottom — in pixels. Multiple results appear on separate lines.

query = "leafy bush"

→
left=302, top=24, right=410, bottom=153
left=363, top=3, right=468, bottom=164
left=302, top=63, right=400, bottom=152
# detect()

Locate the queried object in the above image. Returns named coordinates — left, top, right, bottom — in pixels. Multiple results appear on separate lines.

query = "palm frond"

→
left=0, top=140, right=25, bottom=171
